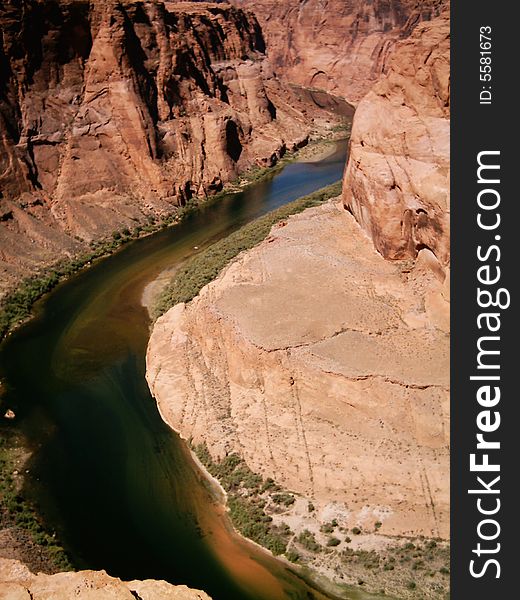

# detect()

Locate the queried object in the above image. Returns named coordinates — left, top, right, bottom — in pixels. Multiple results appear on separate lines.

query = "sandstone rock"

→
left=0, top=0, right=326, bottom=298
left=342, top=11, right=450, bottom=265
left=146, top=200, right=449, bottom=540
left=232, top=0, right=447, bottom=104
left=0, top=558, right=212, bottom=600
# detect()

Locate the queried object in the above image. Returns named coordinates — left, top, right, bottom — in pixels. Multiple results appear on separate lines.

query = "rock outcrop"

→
left=147, top=200, right=449, bottom=541
left=0, top=0, right=326, bottom=297
left=232, top=0, right=447, bottom=104
left=0, top=558, right=212, bottom=599
left=342, top=11, right=450, bottom=266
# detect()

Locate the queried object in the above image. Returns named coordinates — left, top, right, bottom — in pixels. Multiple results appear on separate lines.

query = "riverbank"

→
left=0, top=428, right=72, bottom=573
left=191, top=440, right=448, bottom=600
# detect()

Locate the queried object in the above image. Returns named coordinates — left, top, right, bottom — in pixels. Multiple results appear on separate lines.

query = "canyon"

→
left=0, top=0, right=450, bottom=598
left=0, top=0, right=333, bottom=298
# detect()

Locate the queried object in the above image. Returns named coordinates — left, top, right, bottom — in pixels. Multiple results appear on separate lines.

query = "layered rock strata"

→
left=232, top=0, right=447, bottom=104
left=342, top=12, right=450, bottom=265
left=0, top=0, right=324, bottom=297
left=0, top=558, right=212, bottom=600
left=147, top=200, right=450, bottom=540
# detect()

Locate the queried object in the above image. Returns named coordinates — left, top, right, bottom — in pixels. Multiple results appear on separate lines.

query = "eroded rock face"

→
left=0, top=0, right=321, bottom=297
left=342, top=12, right=450, bottom=266
left=232, top=0, right=447, bottom=104
left=0, top=558, right=212, bottom=599
left=147, top=201, right=449, bottom=541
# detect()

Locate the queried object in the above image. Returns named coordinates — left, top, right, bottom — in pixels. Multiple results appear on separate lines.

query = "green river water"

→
left=0, top=137, right=383, bottom=600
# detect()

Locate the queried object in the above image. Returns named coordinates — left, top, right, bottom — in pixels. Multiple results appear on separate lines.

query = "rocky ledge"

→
left=146, top=199, right=449, bottom=544
left=0, top=558, right=212, bottom=599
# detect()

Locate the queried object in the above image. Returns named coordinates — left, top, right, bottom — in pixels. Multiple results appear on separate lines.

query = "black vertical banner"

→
left=451, top=1, right=516, bottom=598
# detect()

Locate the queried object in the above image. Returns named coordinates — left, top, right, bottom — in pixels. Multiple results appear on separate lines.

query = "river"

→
left=0, top=137, right=382, bottom=600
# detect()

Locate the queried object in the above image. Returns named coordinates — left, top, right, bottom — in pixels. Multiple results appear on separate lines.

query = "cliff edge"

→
left=147, top=199, right=449, bottom=540
left=0, top=558, right=212, bottom=599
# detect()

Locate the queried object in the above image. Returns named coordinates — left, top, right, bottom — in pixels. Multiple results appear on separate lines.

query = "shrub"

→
left=265, top=535, right=287, bottom=556
left=274, top=522, right=293, bottom=537
left=327, top=537, right=341, bottom=547
left=191, top=442, right=297, bottom=557
left=320, top=523, right=334, bottom=534
left=297, top=529, right=321, bottom=553
left=272, top=493, right=295, bottom=507
left=261, top=477, right=280, bottom=492
left=241, top=470, right=263, bottom=490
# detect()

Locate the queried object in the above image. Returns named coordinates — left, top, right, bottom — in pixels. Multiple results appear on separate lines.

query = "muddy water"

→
left=0, top=140, right=380, bottom=600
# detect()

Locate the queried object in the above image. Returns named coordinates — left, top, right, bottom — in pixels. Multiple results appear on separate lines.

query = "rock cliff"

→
left=342, top=11, right=449, bottom=266
left=232, top=0, right=447, bottom=104
left=0, top=558, right=212, bottom=599
left=147, top=200, right=449, bottom=543
left=0, top=0, right=325, bottom=297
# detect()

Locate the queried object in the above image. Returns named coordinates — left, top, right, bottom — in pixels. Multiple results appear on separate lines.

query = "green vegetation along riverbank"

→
left=0, top=431, right=72, bottom=572
left=192, top=441, right=449, bottom=600
left=152, top=181, right=343, bottom=319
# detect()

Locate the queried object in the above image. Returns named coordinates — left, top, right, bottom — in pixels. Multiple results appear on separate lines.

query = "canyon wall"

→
left=342, top=11, right=449, bottom=266
left=0, top=558, right=212, bottom=599
left=0, top=0, right=324, bottom=298
left=232, top=0, right=447, bottom=104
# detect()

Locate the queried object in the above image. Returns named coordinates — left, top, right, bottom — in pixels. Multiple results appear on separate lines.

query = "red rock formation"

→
left=232, top=0, right=447, bottom=104
left=342, top=11, right=450, bottom=266
left=0, top=558, right=213, bottom=600
left=0, top=1, right=323, bottom=297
